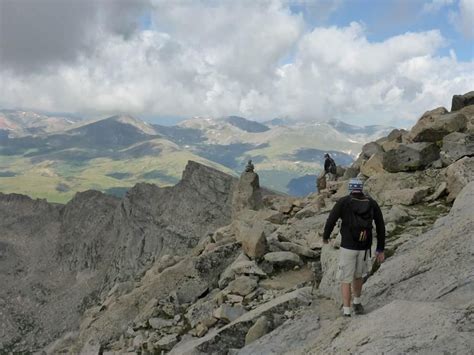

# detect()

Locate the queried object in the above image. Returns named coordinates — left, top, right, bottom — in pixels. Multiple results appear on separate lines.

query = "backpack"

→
left=348, top=196, right=374, bottom=247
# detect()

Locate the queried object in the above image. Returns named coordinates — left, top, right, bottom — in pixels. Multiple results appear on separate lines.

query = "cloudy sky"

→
left=0, top=0, right=473, bottom=126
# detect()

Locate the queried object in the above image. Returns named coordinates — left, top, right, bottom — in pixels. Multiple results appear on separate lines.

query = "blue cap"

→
left=348, top=178, right=364, bottom=193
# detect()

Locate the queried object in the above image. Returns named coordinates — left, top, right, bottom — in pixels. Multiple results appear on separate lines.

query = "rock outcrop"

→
left=0, top=161, right=237, bottom=353
left=451, top=91, right=474, bottom=111
left=409, top=106, right=467, bottom=142
left=383, top=142, right=440, bottom=172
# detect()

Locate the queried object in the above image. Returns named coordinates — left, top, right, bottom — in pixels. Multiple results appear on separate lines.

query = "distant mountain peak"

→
left=223, top=116, right=270, bottom=133
left=327, top=118, right=394, bottom=136
left=105, top=114, right=157, bottom=135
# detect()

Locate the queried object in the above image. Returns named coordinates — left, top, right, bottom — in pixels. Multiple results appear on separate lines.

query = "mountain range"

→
left=0, top=110, right=393, bottom=202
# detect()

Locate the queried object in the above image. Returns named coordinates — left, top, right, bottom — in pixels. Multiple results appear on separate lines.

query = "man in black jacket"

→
left=323, top=178, right=385, bottom=317
left=324, top=153, right=337, bottom=181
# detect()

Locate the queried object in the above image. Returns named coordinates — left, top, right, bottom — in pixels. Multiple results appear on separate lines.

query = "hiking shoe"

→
left=353, top=303, right=365, bottom=315
left=343, top=313, right=351, bottom=318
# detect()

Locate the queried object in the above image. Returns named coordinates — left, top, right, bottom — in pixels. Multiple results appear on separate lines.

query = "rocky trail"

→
left=0, top=92, right=473, bottom=354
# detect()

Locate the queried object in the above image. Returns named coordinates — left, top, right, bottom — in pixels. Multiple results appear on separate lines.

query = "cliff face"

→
left=0, top=161, right=236, bottom=352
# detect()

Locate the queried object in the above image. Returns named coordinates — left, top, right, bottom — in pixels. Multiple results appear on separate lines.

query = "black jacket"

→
left=323, top=193, right=385, bottom=251
left=324, top=157, right=336, bottom=173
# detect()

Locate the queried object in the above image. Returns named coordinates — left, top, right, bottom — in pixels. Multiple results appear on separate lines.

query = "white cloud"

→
left=423, top=0, right=454, bottom=13
left=449, top=0, right=474, bottom=39
left=0, top=1, right=473, bottom=127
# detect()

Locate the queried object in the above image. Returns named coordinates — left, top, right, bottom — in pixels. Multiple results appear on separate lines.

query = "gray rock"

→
left=232, top=171, right=263, bottom=217
left=265, top=211, right=286, bottom=224
left=133, top=334, right=145, bottom=349
left=361, top=142, right=384, bottom=159
left=384, top=205, right=410, bottom=223
left=244, top=316, right=269, bottom=345
left=237, top=221, right=268, bottom=259
left=360, top=152, right=385, bottom=177
left=226, top=276, right=258, bottom=296
left=440, top=131, right=474, bottom=165
left=444, top=156, right=474, bottom=202
left=185, top=296, right=217, bottom=329
left=383, top=142, right=440, bottom=172
left=218, top=253, right=266, bottom=289
left=364, top=169, right=442, bottom=204
left=238, top=311, right=321, bottom=354
left=194, top=323, right=208, bottom=337
left=425, top=182, right=447, bottom=202
left=156, top=334, right=178, bottom=351
left=316, top=174, right=327, bottom=192
left=263, top=252, right=303, bottom=268
left=278, top=242, right=319, bottom=258
left=294, top=205, right=320, bottom=220
left=381, top=186, right=432, bottom=205
left=409, top=107, right=466, bottom=142
left=342, top=166, right=359, bottom=180
left=317, top=245, right=342, bottom=304
left=213, top=304, right=247, bottom=323
left=451, top=91, right=474, bottom=111
left=386, top=128, right=407, bottom=142
left=231, top=259, right=266, bottom=277
left=148, top=317, right=174, bottom=330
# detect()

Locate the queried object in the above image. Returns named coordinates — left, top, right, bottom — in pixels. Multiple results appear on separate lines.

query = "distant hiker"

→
left=324, top=153, right=337, bottom=181
left=322, top=178, right=386, bottom=317
left=245, top=159, right=255, bottom=173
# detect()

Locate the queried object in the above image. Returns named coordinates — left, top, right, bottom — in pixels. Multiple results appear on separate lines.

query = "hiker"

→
left=324, top=153, right=337, bottom=181
left=322, top=178, right=386, bottom=317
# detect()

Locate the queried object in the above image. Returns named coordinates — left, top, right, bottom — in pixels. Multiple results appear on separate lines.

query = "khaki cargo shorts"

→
left=337, top=247, right=369, bottom=283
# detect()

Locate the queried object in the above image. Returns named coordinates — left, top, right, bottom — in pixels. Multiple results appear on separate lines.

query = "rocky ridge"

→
left=0, top=92, right=473, bottom=354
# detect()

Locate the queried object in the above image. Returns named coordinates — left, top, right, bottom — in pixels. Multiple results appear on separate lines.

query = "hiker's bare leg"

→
left=352, top=277, right=363, bottom=298
left=341, top=282, right=351, bottom=307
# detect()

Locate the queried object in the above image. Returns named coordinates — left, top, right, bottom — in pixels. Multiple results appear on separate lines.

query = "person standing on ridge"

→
left=324, top=153, right=337, bottom=181
left=322, top=178, right=386, bottom=317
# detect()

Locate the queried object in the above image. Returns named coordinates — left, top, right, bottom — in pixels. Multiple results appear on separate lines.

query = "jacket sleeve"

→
left=372, top=200, right=386, bottom=252
left=324, top=159, right=330, bottom=171
left=323, top=198, right=344, bottom=240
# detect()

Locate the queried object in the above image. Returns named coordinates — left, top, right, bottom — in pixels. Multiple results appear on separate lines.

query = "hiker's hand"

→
left=376, top=251, right=385, bottom=263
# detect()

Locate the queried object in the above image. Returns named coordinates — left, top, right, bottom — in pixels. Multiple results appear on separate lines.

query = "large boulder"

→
left=444, top=156, right=474, bottom=202
left=451, top=91, right=474, bottom=111
left=361, top=142, right=383, bottom=159
left=317, top=245, right=341, bottom=305
left=232, top=171, right=263, bottom=217
left=342, top=166, right=359, bottom=180
left=461, top=105, right=474, bottom=133
left=440, top=132, right=474, bottom=166
left=226, top=276, right=258, bottom=296
left=238, top=311, right=321, bottom=354
left=384, top=205, right=410, bottom=223
left=381, top=186, right=431, bottom=206
left=244, top=316, right=269, bottom=345
left=364, top=170, right=442, bottom=206
left=316, top=174, right=326, bottom=192
left=409, top=109, right=467, bottom=142
left=360, top=152, right=385, bottom=177
left=263, top=251, right=303, bottom=268
left=383, top=142, right=440, bottom=172
left=236, top=220, right=268, bottom=259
